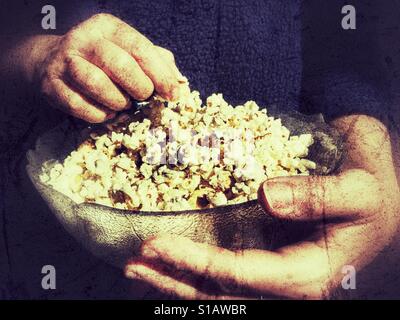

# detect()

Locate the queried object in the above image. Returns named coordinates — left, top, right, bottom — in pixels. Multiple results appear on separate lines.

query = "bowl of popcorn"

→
left=27, top=91, right=343, bottom=267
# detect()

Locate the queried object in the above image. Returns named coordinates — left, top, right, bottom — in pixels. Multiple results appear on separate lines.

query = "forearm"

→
left=0, top=35, right=60, bottom=86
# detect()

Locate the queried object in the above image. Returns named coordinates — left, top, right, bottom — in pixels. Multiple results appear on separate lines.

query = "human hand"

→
left=125, top=115, right=400, bottom=299
left=33, top=14, right=187, bottom=123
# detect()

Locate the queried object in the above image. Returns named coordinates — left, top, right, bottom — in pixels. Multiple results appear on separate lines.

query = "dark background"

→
left=0, top=0, right=399, bottom=299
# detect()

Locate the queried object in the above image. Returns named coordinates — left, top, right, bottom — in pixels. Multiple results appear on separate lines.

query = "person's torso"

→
left=74, top=0, right=302, bottom=109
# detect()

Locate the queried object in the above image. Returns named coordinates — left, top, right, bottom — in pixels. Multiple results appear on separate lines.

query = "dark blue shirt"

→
left=45, top=0, right=391, bottom=120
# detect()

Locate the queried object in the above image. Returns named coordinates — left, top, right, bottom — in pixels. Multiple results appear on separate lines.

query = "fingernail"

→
left=125, top=271, right=142, bottom=279
left=177, top=74, right=187, bottom=83
left=141, top=246, right=159, bottom=259
left=106, top=113, right=116, bottom=120
left=259, top=179, right=294, bottom=216
left=169, top=86, right=180, bottom=101
left=125, top=263, right=150, bottom=279
left=123, top=98, right=132, bottom=110
left=125, top=268, right=139, bottom=279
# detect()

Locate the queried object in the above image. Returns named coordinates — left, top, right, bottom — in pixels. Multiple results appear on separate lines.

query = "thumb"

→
left=258, top=169, right=381, bottom=221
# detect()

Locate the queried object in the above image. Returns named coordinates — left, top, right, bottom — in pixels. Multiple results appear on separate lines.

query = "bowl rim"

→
left=78, top=197, right=260, bottom=216
left=31, top=174, right=262, bottom=216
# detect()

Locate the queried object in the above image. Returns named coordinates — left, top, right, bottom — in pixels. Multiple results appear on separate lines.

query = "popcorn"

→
left=43, top=90, right=316, bottom=211
left=209, top=192, right=228, bottom=207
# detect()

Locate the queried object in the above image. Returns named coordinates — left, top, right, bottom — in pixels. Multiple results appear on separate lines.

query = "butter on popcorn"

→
left=41, top=90, right=316, bottom=211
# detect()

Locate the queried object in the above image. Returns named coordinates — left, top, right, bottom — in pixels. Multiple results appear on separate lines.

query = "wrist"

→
left=22, top=35, right=61, bottom=84
left=5, top=35, right=61, bottom=85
